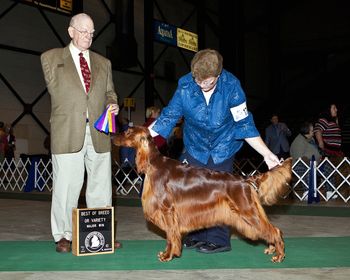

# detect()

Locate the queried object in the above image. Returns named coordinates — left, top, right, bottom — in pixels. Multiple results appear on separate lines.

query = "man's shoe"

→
left=183, top=238, right=205, bottom=249
left=56, top=238, right=71, bottom=253
left=115, top=241, right=123, bottom=249
left=196, top=242, right=231, bottom=254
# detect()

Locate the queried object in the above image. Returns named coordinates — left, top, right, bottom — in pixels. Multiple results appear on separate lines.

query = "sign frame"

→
left=72, top=206, right=115, bottom=256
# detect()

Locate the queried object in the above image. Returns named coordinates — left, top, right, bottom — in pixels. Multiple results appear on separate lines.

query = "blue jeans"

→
left=179, top=151, right=234, bottom=247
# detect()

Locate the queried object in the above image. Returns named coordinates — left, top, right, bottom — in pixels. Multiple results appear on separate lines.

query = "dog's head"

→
left=113, top=126, right=151, bottom=149
left=113, top=126, right=156, bottom=173
left=248, top=157, right=293, bottom=205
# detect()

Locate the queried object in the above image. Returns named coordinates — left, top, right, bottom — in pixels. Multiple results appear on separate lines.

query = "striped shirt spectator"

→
left=314, top=104, right=343, bottom=157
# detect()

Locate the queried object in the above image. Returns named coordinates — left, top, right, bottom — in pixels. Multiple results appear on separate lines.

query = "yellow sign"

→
left=123, top=98, right=135, bottom=108
left=60, top=0, right=73, bottom=11
left=177, top=28, right=198, bottom=52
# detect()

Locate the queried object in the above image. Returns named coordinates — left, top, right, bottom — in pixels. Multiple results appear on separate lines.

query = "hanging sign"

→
left=153, top=20, right=198, bottom=52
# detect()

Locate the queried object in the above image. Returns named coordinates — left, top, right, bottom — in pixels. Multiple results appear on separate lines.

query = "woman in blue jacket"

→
left=149, top=49, right=280, bottom=254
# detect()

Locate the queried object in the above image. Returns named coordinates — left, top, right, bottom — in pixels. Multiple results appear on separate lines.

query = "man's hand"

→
left=108, top=104, right=119, bottom=115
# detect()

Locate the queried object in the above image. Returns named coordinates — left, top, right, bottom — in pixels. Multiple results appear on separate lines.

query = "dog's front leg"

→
left=156, top=211, right=182, bottom=262
left=158, top=231, right=182, bottom=262
left=262, top=226, right=285, bottom=263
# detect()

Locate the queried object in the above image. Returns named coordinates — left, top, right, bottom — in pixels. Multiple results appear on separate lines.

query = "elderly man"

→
left=41, top=13, right=121, bottom=253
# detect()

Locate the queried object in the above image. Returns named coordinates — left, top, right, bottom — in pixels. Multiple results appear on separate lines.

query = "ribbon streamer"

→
left=94, top=105, right=117, bottom=134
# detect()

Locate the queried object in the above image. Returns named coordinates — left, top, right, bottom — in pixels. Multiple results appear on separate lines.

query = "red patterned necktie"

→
left=79, top=52, right=91, bottom=93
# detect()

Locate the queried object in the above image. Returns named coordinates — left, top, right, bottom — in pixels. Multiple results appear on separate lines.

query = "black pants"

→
left=179, top=151, right=234, bottom=247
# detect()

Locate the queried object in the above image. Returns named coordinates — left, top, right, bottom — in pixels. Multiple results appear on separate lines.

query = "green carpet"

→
left=1, top=237, right=349, bottom=271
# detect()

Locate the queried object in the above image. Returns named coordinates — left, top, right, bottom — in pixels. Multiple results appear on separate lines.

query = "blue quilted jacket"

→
left=152, top=69, right=260, bottom=164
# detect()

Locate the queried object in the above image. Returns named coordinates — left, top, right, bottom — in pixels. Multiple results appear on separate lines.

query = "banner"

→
left=153, top=20, right=198, bottom=52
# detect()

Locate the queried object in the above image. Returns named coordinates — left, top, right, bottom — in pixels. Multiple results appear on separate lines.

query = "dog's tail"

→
left=247, top=157, right=292, bottom=206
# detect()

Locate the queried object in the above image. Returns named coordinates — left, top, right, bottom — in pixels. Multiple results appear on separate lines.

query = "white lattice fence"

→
left=0, top=158, right=30, bottom=191
left=113, top=159, right=143, bottom=196
left=291, top=157, right=350, bottom=202
left=34, top=158, right=53, bottom=192
left=1, top=157, right=349, bottom=202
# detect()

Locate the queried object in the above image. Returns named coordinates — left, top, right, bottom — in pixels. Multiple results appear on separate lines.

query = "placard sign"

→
left=123, top=98, right=135, bottom=108
left=177, top=28, right=198, bottom=52
left=72, top=207, right=114, bottom=256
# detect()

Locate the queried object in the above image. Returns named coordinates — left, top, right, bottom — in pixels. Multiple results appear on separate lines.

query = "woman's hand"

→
left=264, top=153, right=282, bottom=170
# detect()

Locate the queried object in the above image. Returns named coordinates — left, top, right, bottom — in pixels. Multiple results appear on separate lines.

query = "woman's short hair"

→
left=146, top=106, right=160, bottom=119
left=299, top=121, right=312, bottom=135
left=191, top=49, right=223, bottom=81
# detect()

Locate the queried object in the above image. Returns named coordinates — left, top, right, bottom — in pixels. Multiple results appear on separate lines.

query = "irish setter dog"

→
left=113, top=126, right=292, bottom=263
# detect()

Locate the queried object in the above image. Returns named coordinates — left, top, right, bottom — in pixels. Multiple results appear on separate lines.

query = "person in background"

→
left=43, top=134, right=51, bottom=156
left=167, top=117, right=184, bottom=160
left=314, top=103, right=343, bottom=158
left=143, top=106, right=168, bottom=155
left=5, top=124, right=16, bottom=162
left=0, top=121, right=6, bottom=163
left=148, top=49, right=281, bottom=254
left=119, top=118, right=136, bottom=167
left=40, top=13, right=121, bottom=253
left=265, top=114, right=292, bottom=160
left=116, top=117, right=137, bottom=196
left=314, top=103, right=343, bottom=200
left=290, top=121, right=321, bottom=200
left=3, top=124, right=16, bottom=170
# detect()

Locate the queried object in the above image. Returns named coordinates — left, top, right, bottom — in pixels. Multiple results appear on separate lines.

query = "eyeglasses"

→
left=70, top=25, right=95, bottom=38
left=195, top=76, right=219, bottom=87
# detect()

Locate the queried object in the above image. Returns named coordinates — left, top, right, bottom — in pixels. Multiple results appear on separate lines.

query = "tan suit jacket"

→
left=41, top=46, right=118, bottom=154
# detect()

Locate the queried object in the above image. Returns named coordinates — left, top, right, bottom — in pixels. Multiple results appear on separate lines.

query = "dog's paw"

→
left=157, top=251, right=173, bottom=262
left=264, top=245, right=276, bottom=255
left=271, top=254, right=285, bottom=263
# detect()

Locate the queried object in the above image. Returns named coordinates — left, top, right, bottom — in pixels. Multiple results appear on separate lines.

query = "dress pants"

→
left=51, top=124, right=112, bottom=242
left=179, top=151, right=234, bottom=247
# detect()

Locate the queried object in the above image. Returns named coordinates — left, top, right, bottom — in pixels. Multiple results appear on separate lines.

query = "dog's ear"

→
left=136, top=150, right=147, bottom=173
left=135, top=136, right=150, bottom=173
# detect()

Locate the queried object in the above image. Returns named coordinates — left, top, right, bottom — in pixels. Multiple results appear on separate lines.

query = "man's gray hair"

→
left=69, top=13, right=93, bottom=27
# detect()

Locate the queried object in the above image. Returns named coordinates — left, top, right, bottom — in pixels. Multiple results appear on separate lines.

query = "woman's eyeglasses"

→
left=194, top=76, right=219, bottom=87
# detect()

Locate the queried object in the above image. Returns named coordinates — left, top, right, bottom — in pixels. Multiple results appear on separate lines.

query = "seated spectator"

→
left=290, top=121, right=321, bottom=200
